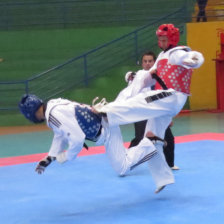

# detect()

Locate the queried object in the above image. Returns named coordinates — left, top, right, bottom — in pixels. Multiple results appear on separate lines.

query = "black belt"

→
left=145, top=92, right=172, bottom=103
left=151, top=73, right=168, bottom=90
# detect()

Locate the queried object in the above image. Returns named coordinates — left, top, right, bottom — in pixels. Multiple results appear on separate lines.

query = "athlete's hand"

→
left=182, top=51, right=203, bottom=68
left=35, top=164, right=45, bottom=174
left=125, top=71, right=136, bottom=82
left=183, top=58, right=198, bottom=67
left=35, top=156, right=55, bottom=174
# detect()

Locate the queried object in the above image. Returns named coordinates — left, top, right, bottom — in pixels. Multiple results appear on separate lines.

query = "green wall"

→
left=0, top=24, right=187, bottom=126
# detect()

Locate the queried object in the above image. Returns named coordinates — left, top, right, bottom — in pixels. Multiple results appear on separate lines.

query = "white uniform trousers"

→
left=102, top=120, right=174, bottom=188
left=99, top=89, right=187, bottom=133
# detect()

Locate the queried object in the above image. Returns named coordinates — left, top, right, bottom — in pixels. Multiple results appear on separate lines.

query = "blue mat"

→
left=0, top=140, right=224, bottom=224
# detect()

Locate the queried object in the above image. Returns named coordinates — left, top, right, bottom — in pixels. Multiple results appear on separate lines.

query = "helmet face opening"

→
left=19, top=94, right=44, bottom=123
left=156, top=24, right=180, bottom=48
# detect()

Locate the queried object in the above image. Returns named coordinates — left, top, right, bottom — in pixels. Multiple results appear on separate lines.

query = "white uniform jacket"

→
left=115, top=69, right=156, bottom=102
left=45, top=98, right=86, bottom=161
left=130, top=46, right=204, bottom=96
left=96, top=46, right=204, bottom=128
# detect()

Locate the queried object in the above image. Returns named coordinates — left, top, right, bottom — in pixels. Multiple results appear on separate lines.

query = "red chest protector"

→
left=155, top=59, right=193, bottom=94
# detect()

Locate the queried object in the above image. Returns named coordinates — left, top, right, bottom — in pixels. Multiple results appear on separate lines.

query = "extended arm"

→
left=49, top=109, right=85, bottom=163
left=35, top=156, right=56, bottom=174
left=130, top=70, right=156, bottom=96
left=169, top=49, right=204, bottom=69
left=35, top=105, right=85, bottom=174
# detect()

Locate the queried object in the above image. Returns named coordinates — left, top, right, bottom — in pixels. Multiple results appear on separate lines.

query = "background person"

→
left=196, top=0, right=208, bottom=22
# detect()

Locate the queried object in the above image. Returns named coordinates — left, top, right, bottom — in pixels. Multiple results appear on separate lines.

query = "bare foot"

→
left=91, top=107, right=100, bottom=114
left=146, top=131, right=155, bottom=138
left=146, top=131, right=167, bottom=147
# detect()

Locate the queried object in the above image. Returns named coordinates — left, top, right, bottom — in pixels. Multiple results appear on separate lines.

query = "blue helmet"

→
left=19, top=94, right=44, bottom=123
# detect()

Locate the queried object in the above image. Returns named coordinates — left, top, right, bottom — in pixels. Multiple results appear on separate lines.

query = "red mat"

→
left=1, top=133, right=224, bottom=167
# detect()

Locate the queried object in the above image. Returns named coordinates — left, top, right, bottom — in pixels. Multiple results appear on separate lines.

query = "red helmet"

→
left=156, top=24, right=180, bottom=48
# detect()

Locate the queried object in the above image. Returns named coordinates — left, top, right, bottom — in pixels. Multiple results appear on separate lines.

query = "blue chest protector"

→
left=75, top=105, right=102, bottom=142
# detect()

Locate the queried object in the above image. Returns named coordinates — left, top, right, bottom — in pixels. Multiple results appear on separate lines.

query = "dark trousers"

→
left=163, top=126, right=174, bottom=167
left=196, top=0, right=208, bottom=22
left=129, top=120, right=147, bottom=148
left=129, top=120, right=175, bottom=167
